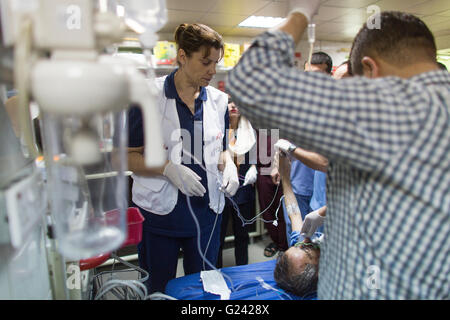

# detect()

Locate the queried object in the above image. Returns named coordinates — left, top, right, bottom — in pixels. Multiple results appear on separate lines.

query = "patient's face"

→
left=285, top=246, right=320, bottom=273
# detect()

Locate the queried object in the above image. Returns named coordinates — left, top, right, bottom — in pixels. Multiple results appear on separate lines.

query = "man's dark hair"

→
left=305, top=51, right=333, bottom=74
left=437, top=62, right=448, bottom=71
left=273, top=249, right=319, bottom=298
left=349, top=11, right=437, bottom=76
left=338, top=60, right=352, bottom=76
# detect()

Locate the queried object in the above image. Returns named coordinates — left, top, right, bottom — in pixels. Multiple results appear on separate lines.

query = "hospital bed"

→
left=165, top=259, right=317, bottom=300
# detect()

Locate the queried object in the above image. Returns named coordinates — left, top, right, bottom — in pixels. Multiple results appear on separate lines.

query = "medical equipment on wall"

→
left=1, top=0, right=166, bottom=260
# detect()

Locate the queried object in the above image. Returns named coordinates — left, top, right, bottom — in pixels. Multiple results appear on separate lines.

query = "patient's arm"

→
left=278, top=153, right=303, bottom=232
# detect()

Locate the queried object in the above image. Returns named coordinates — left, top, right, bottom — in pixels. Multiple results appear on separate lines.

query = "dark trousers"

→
left=217, top=200, right=254, bottom=268
left=257, top=176, right=288, bottom=251
left=137, top=220, right=221, bottom=294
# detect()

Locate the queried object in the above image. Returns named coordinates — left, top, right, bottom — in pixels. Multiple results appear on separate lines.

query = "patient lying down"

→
left=273, top=152, right=325, bottom=298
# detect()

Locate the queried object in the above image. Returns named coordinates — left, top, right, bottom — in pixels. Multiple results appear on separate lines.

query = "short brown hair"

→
left=349, top=11, right=437, bottom=76
left=174, top=23, right=224, bottom=65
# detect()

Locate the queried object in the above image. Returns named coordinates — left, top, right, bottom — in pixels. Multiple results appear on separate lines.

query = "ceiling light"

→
left=238, top=16, right=286, bottom=28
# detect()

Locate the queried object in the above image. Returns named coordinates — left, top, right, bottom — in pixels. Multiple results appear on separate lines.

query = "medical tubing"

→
left=226, top=190, right=284, bottom=227
left=256, top=276, right=293, bottom=300
left=158, top=87, right=237, bottom=290
left=180, top=148, right=282, bottom=226
left=184, top=189, right=236, bottom=291
left=110, top=252, right=150, bottom=283
left=160, top=101, right=281, bottom=225
left=307, top=23, right=316, bottom=68
left=232, top=277, right=292, bottom=301
left=164, top=143, right=235, bottom=289
left=202, top=194, right=221, bottom=270
left=92, top=253, right=150, bottom=300
left=158, top=91, right=281, bottom=292
left=146, top=292, right=178, bottom=300
left=95, top=279, right=147, bottom=300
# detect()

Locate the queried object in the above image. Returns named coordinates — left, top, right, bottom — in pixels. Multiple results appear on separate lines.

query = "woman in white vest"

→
left=127, top=23, right=239, bottom=293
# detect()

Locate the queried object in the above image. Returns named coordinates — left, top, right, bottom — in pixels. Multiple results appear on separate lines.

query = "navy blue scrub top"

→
left=128, top=69, right=229, bottom=237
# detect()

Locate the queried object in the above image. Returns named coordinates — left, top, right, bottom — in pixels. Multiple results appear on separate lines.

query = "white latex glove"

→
left=163, top=161, right=206, bottom=197
left=288, top=0, right=321, bottom=22
left=221, top=160, right=239, bottom=197
left=243, top=165, right=257, bottom=186
left=300, top=209, right=325, bottom=238
left=274, top=139, right=297, bottom=155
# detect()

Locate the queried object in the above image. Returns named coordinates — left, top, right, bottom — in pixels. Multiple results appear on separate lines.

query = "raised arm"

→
left=278, top=152, right=303, bottom=232
left=227, top=7, right=429, bottom=172
left=275, top=139, right=328, bottom=172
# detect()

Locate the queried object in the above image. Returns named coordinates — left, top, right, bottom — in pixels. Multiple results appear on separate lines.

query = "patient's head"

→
left=274, top=241, right=320, bottom=297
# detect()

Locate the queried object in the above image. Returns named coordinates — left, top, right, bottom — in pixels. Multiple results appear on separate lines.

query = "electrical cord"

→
left=92, top=252, right=150, bottom=300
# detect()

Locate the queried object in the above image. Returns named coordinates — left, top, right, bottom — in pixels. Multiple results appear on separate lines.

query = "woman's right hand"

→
left=163, top=161, right=206, bottom=197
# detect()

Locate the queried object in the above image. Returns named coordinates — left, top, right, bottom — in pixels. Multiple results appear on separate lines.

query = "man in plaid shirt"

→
left=226, top=1, right=449, bottom=299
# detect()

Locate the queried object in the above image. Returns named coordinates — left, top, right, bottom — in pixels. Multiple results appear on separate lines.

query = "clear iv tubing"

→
left=307, top=22, right=316, bottom=68
left=159, top=101, right=237, bottom=291
left=158, top=102, right=283, bottom=293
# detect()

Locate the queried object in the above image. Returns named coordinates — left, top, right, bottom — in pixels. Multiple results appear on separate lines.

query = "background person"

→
left=304, top=51, right=333, bottom=74
left=256, top=130, right=289, bottom=257
left=217, top=97, right=257, bottom=268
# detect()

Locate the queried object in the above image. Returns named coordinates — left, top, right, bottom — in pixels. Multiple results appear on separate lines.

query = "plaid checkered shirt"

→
left=226, top=30, right=450, bottom=299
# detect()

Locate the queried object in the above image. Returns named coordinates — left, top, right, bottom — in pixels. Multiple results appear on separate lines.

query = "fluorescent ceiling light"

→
left=238, top=16, right=286, bottom=28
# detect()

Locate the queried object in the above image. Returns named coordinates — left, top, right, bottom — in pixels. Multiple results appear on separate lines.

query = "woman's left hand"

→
left=243, top=165, right=258, bottom=186
left=221, top=160, right=240, bottom=196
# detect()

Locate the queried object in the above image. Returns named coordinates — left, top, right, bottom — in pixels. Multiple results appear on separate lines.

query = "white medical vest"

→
left=131, top=75, right=227, bottom=215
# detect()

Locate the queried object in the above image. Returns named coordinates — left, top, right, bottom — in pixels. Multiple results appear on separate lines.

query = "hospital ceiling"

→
left=157, top=0, right=450, bottom=48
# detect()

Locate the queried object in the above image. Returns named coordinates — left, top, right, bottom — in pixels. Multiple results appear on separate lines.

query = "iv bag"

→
left=118, top=0, right=167, bottom=48
left=41, top=110, right=128, bottom=260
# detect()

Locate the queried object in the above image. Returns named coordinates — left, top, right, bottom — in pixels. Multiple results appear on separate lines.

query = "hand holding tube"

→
left=221, top=154, right=239, bottom=196
left=275, top=139, right=297, bottom=155
left=243, top=165, right=258, bottom=186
